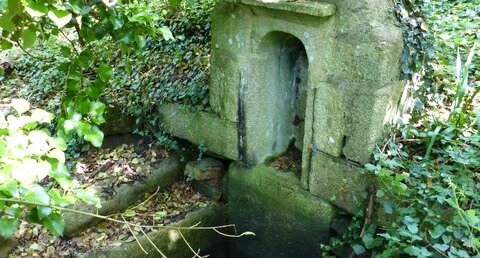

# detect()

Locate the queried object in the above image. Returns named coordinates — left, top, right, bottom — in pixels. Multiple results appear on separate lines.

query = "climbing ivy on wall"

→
left=105, top=0, right=215, bottom=137
left=323, top=0, right=480, bottom=257
left=1, top=0, right=215, bottom=141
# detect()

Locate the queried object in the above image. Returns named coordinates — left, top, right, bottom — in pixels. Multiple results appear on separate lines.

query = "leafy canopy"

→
left=0, top=0, right=173, bottom=237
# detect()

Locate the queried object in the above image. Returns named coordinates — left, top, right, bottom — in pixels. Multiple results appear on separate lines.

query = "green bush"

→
left=0, top=99, right=99, bottom=238
left=105, top=0, right=215, bottom=135
left=325, top=0, right=480, bottom=257
left=1, top=0, right=215, bottom=138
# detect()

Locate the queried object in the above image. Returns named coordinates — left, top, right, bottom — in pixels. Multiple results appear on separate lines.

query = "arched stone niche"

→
left=239, top=31, right=309, bottom=165
left=208, top=0, right=405, bottom=209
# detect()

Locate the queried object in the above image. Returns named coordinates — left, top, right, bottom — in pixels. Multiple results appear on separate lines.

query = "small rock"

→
left=184, top=158, right=224, bottom=181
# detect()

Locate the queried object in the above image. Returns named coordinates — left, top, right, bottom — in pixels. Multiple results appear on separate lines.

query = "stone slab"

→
left=82, top=205, right=228, bottom=258
left=157, top=103, right=239, bottom=161
left=308, top=152, right=373, bottom=213
left=63, top=156, right=183, bottom=236
left=226, top=0, right=336, bottom=17
left=227, top=163, right=336, bottom=258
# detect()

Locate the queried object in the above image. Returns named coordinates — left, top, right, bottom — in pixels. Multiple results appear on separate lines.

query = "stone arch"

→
left=242, top=31, right=309, bottom=164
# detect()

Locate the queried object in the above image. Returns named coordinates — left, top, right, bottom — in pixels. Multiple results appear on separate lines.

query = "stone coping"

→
left=225, top=0, right=336, bottom=17
left=82, top=205, right=228, bottom=258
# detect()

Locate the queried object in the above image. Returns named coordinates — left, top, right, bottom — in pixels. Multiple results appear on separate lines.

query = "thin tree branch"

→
left=0, top=197, right=247, bottom=232
left=138, top=226, right=167, bottom=258
left=121, top=214, right=148, bottom=255
left=177, top=229, right=203, bottom=258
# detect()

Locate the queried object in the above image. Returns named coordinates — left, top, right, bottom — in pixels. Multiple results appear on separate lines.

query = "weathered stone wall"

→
left=208, top=0, right=404, bottom=210
left=227, top=163, right=336, bottom=258
left=210, top=0, right=403, bottom=168
left=140, top=1, right=405, bottom=255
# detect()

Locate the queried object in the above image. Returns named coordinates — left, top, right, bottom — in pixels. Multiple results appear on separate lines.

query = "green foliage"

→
left=101, top=0, right=214, bottom=137
left=1, top=0, right=214, bottom=144
left=0, top=0, right=176, bottom=238
left=0, top=0, right=171, bottom=147
left=324, top=0, right=480, bottom=257
left=0, top=99, right=99, bottom=238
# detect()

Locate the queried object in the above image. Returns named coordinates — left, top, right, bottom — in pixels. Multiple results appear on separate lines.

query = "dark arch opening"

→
left=262, top=32, right=308, bottom=150
left=249, top=31, right=309, bottom=166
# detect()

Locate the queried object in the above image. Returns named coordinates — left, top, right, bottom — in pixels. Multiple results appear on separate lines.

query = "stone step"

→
left=80, top=205, right=228, bottom=258
left=63, top=155, right=183, bottom=236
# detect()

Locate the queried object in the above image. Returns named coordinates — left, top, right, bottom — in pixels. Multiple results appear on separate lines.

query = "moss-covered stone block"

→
left=63, top=156, right=183, bottom=236
left=83, top=205, right=228, bottom=258
left=227, top=163, right=336, bottom=258
left=308, top=152, right=373, bottom=213
left=157, top=103, right=239, bottom=160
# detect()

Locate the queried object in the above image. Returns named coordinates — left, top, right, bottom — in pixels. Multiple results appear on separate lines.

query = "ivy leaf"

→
left=37, top=206, right=52, bottom=220
left=0, top=179, right=18, bottom=197
left=7, top=0, right=22, bottom=15
left=47, top=149, right=66, bottom=164
left=405, top=246, right=432, bottom=257
left=6, top=205, right=22, bottom=218
left=1, top=40, right=13, bottom=50
left=98, top=64, right=113, bottom=82
left=21, top=28, right=37, bottom=48
left=403, top=216, right=419, bottom=234
left=78, top=99, right=91, bottom=114
left=429, top=224, right=445, bottom=239
left=67, top=79, right=81, bottom=92
left=89, top=101, right=105, bottom=117
left=49, top=189, right=75, bottom=207
left=433, top=243, right=449, bottom=252
left=159, top=26, right=174, bottom=41
left=11, top=98, right=30, bottom=114
left=83, top=126, right=104, bottom=147
left=361, top=233, right=380, bottom=249
left=25, top=1, right=48, bottom=17
left=382, top=200, right=394, bottom=214
left=465, top=209, right=480, bottom=227
left=124, top=209, right=136, bottom=217
left=0, top=14, right=15, bottom=33
left=78, top=50, right=94, bottom=69
left=42, top=213, right=64, bottom=237
left=30, top=109, right=54, bottom=124
left=352, top=244, right=366, bottom=255
left=0, top=218, right=19, bottom=238
left=48, top=9, right=72, bottom=28
left=24, top=185, right=50, bottom=205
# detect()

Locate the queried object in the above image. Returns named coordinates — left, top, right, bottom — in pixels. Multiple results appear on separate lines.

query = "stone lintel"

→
left=225, top=0, right=336, bottom=17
